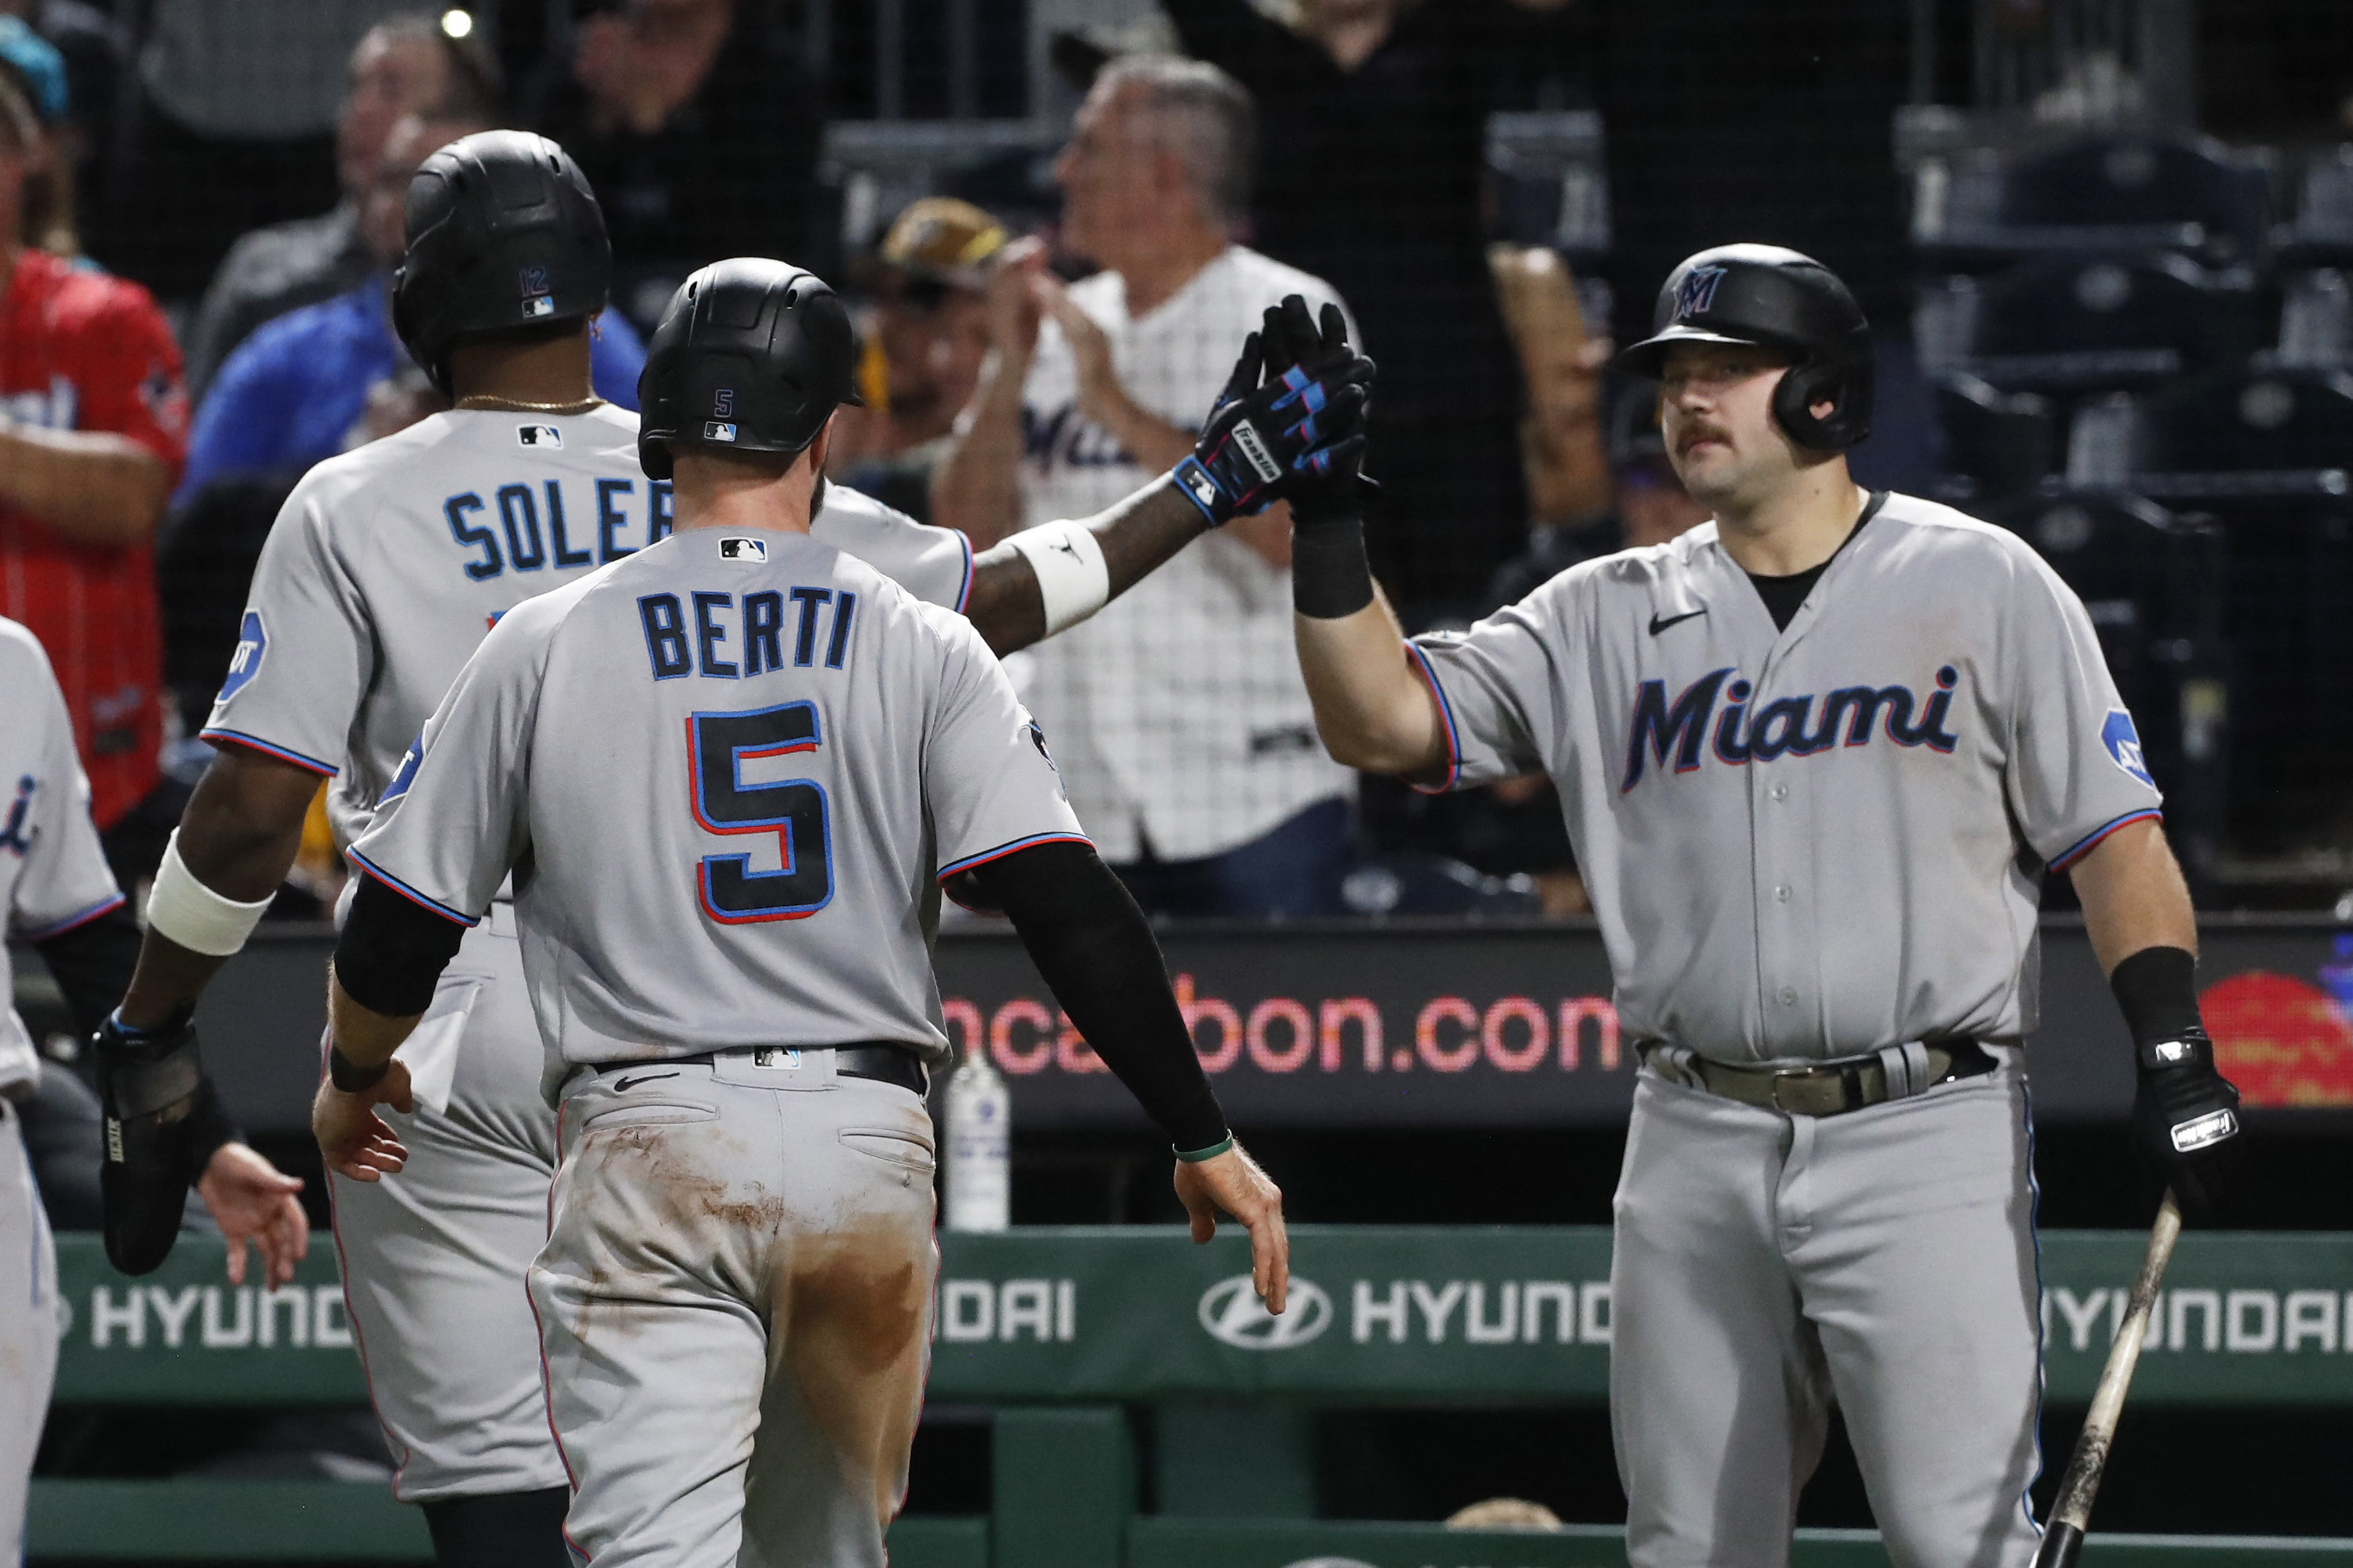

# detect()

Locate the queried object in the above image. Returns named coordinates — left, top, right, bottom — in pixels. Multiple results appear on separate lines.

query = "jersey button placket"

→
left=1753, top=748, right=1809, bottom=1047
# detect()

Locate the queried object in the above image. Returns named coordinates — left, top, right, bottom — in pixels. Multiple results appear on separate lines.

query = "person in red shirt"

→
left=0, top=70, right=185, bottom=853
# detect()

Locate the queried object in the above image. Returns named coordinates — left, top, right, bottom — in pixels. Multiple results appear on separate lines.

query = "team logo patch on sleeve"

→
left=216, top=610, right=267, bottom=701
left=380, top=732, right=424, bottom=804
left=2102, top=708, right=2156, bottom=789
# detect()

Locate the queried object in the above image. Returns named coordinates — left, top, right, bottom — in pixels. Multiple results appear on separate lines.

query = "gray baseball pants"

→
left=327, top=909, right=567, bottom=1501
left=1, top=1101, right=58, bottom=1568
left=529, top=1052, right=937, bottom=1568
left=1611, top=1059, right=2045, bottom=1568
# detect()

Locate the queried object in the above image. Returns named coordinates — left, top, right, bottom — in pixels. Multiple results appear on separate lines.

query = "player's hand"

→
left=1170, top=295, right=1373, bottom=527
left=1256, top=295, right=1374, bottom=526
left=312, top=1057, right=414, bottom=1184
left=1173, top=1141, right=1290, bottom=1315
left=1036, top=274, right=1127, bottom=431
left=2132, top=1031, right=2242, bottom=1224
left=983, top=236, right=1049, bottom=363
left=197, top=1143, right=309, bottom=1289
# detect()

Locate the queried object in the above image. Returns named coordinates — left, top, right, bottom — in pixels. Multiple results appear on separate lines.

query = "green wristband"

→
left=1175, top=1135, right=1235, bottom=1163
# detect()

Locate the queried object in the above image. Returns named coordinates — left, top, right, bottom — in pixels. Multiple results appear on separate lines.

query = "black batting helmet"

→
left=1616, top=244, right=1875, bottom=451
left=391, top=131, right=611, bottom=395
left=636, top=259, right=864, bottom=482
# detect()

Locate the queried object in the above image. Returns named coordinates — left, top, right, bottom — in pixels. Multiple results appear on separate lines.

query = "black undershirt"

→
left=1745, top=491, right=1888, bottom=631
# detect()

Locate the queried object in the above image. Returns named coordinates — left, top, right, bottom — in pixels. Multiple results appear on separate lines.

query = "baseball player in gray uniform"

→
left=307, top=257, right=1297, bottom=1568
left=3, top=618, right=307, bottom=1563
left=103, top=139, right=1361, bottom=1566
left=1282, top=245, right=2243, bottom=1567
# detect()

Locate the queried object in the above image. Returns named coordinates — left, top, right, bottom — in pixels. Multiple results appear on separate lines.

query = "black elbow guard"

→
left=334, top=873, right=469, bottom=1017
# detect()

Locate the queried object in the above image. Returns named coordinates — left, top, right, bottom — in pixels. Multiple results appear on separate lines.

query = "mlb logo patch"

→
left=2102, top=708, right=2157, bottom=789
left=522, top=297, right=555, bottom=317
left=518, top=425, right=562, bottom=448
left=720, top=537, right=767, bottom=561
left=705, top=421, right=738, bottom=442
left=1674, top=264, right=1730, bottom=319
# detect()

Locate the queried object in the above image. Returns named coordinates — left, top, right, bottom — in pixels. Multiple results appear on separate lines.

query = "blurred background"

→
left=13, top=0, right=2353, bottom=1561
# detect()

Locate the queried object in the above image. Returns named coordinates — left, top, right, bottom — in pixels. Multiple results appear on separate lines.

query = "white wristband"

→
left=1006, top=519, right=1111, bottom=636
left=147, top=830, right=274, bottom=957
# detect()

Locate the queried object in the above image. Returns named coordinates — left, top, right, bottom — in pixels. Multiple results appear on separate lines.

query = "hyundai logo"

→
left=1197, top=1274, right=1332, bottom=1350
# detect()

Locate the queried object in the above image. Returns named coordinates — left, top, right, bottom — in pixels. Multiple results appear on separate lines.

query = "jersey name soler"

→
left=443, top=476, right=672, bottom=582
left=1622, top=662, right=1962, bottom=792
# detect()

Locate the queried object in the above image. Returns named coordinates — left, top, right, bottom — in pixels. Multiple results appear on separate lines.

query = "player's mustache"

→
left=1676, top=422, right=1731, bottom=453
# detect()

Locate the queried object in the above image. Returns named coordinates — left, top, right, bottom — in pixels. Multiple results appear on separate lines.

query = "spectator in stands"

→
left=932, top=57, right=1358, bottom=918
left=180, top=11, right=501, bottom=399
left=830, top=196, right=1008, bottom=522
left=1364, top=385, right=1708, bottom=917
left=0, top=70, right=188, bottom=876
left=1485, top=382, right=1711, bottom=606
left=1157, top=0, right=1573, bottom=619
left=0, top=3, right=124, bottom=247
left=525, top=0, right=824, bottom=333
left=177, top=112, right=647, bottom=505
left=0, top=17, right=80, bottom=255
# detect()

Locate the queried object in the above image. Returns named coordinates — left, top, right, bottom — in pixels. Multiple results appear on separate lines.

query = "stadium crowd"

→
left=1, top=0, right=2352, bottom=934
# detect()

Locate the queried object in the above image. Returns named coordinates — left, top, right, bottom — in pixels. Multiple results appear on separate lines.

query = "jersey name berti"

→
left=1621, top=662, right=1962, bottom=792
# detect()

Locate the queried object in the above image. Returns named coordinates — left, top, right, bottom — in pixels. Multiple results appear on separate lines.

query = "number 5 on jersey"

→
left=688, top=701, right=831, bottom=922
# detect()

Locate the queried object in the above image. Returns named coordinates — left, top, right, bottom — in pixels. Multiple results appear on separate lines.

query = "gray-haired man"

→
left=934, top=55, right=1361, bottom=916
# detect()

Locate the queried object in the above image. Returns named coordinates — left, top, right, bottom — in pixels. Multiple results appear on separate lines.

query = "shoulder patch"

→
left=2102, top=708, right=2156, bottom=789
left=380, top=732, right=423, bottom=805
left=216, top=610, right=267, bottom=701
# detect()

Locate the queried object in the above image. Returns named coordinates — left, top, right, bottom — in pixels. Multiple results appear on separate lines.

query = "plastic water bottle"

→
left=943, top=1049, right=1011, bottom=1232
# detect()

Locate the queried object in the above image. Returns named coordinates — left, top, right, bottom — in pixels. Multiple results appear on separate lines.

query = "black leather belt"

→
left=591, top=1044, right=928, bottom=1096
left=1641, top=1039, right=2000, bottom=1117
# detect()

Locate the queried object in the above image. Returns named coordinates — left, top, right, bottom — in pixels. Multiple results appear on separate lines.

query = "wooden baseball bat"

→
left=2032, top=1191, right=2184, bottom=1568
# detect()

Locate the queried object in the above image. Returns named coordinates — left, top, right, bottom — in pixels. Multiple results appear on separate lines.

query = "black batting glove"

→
left=95, top=1007, right=231, bottom=1274
left=2113, top=946, right=2242, bottom=1224
left=1171, top=294, right=1374, bottom=527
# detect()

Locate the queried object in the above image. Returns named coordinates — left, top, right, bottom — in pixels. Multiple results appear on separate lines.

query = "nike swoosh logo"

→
left=1648, top=608, right=1708, bottom=636
left=611, top=1072, right=679, bottom=1093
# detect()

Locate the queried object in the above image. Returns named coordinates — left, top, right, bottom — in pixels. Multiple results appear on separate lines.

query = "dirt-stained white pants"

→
left=530, top=1052, right=937, bottom=1568
left=1611, top=1059, right=2046, bottom=1568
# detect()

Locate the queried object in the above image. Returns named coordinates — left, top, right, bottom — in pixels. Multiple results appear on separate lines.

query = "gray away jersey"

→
left=1410, top=492, right=2162, bottom=1061
left=0, top=618, right=125, bottom=1092
left=203, top=405, right=973, bottom=851
left=347, top=529, right=1083, bottom=1077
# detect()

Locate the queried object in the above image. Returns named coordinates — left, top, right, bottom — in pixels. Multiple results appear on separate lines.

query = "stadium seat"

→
left=1916, top=134, right=2273, bottom=271
left=2133, top=364, right=2353, bottom=493
left=1944, top=254, right=2260, bottom=396
left=2277, top=144, right=2353, bottom=266
left=1929, top=371, right=2056, bottom=503
left=1987, top=491, right=2228, bottom=878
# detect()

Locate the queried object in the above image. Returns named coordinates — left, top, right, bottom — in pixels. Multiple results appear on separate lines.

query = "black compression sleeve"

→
left=334, top=873, right=470, bottom=1018
left=32, top=904, right=142, bottom=1040
left=975, top=841, right=1230, bottom=1151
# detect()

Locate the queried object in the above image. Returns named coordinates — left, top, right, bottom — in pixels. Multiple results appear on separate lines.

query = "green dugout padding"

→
left=50, top=1227, right=2353, bottom=1407
left=22, top=1481, right=986, bottom=1564
left=1126, top=1523, right=2353, bottom=1567
left=34, top=1231, right=2353, bottom=1562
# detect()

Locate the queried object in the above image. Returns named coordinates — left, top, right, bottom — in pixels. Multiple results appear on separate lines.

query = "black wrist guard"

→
left=1291, top=510, right=1375, bottom=619
left=2110, top=945, right=2206, bottom=1070
left=329, top=1045, right=391, bottom=1094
